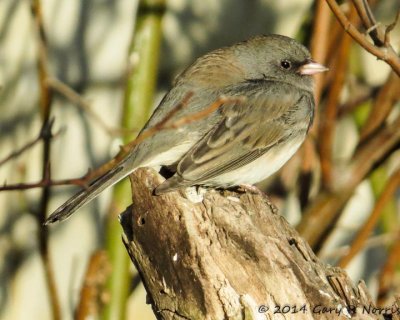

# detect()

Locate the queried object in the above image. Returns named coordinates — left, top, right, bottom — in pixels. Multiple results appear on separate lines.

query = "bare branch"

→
left=377, top=231, right=400, bottom=306
left=352, top=0, right=385, bottom=46
left=48, top=77, right=133, bottom=136
left=0, top=170, right=91, bottom=191
left=319, top=8, right=354, bottom=189
left=360, top=71, right=400, bottom=143
left=310, top=0, right=332, bottom=107
left=30, top=0, right=61, bottom=317
left=298, top=115, right=400, bottom=248
left=0, top=94, right=239, bottom=192
left=115, top=94, right=237, bottom=157
left=384, top=10, right=400, bottom=47
left=338, top=167, right=400, bottom=268
left=0, top=119, right=62, bottom=167
left=325, top=0, right=400, bottom=75
left=337, top=86, right=377, bottom=117
left=76, top=251, right=111, bottom=320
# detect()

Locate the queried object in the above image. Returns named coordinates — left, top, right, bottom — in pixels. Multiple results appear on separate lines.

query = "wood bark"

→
left=120, top=168, right=398, bottom=320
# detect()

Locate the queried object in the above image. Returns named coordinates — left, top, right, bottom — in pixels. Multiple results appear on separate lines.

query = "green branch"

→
left=101, top=1, right=165, bottom=319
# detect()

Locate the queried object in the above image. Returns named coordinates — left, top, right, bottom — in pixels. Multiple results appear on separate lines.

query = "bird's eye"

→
left=280, top=60, right=292, bottom=70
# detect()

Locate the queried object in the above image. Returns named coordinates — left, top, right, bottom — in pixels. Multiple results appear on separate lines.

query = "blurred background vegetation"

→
left=0, top=0, right=399, bottom=319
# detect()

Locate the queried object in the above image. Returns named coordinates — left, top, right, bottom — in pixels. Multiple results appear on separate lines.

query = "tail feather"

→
left=45, top=161, right=132, bottom=225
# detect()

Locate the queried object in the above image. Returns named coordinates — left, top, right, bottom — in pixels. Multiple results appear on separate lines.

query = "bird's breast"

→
left=204, top=133, right=306, bottom=187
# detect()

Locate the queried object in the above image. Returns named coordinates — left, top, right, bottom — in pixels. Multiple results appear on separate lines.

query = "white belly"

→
left=205, top=135, right=304, bottom=186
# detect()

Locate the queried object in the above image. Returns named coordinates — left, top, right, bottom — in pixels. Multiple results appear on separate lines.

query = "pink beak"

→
left=298, top=60, right=329, bottom=75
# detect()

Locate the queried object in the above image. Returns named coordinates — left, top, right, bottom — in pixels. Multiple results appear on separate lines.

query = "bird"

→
left=45, top=34, right=328, bottom=225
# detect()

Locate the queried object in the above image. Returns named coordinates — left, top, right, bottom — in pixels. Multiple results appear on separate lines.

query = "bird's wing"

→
left=155, top=81, right=313, bottom=193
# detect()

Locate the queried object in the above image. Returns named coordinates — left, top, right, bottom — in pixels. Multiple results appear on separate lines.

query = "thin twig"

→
left=310, top=0, right=331, bottom=107
left=48, top=77, right=133, bottom=136
left=320, top=231, right=396, bottom=260
left=319, top=7, right=355, bottom=190
left=377, top=231, right=400, bottom=306
left=338, top=167, right=400, bottom=268
left=325, top=0, right=400, bottom=76
left=352, top=0, right=385, bottom=46
left=360, top=71, right=400, bottom=143
left=337, top=86, right=377, bottom=117
left=76, top=251, right=111, bottom=320
left=122, top=92, right=193, bottom=151
left=0, top=94, right=240, bottom=192
left=298, top=0, right=334, bottom=208
left=91, top=94, right=241, bottom=181
left=350, top=116, right=400, bottom=187
left=0, top=94, right=194, bottom=192
left=30, top=1, right=61, bottom=318
left=297, top=115, right=400, bottom=248
left=0, top=168, right=91, bottom=191
left=0, top=119, right=61, bottom=167
left=101, top=3, right=166, bottom=318
left=384, top=11, right=400, bottom=47
left=124, top=94, right=243, bottom=151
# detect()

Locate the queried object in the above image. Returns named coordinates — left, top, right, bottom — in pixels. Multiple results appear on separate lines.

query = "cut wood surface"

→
left=121, top=168, right=396, bottom=320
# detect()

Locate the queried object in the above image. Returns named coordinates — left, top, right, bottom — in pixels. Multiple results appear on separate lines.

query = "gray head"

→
left=231, top=34, right=327, bottom=91
left=177, top=34, right=327, bottom=92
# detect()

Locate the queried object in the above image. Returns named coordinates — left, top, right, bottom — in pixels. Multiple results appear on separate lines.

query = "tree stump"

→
left=120, top=168, right=394, bottom=320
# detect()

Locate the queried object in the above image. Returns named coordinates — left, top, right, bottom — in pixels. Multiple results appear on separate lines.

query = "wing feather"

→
left=156, top=81, right=313, bottom=193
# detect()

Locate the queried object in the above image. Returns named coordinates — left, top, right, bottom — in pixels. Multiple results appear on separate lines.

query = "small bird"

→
left=45, top=34, right=328, bottom=224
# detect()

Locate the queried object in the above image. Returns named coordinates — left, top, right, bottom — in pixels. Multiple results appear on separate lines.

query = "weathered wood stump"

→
left=120, top=168, right=391, bottom=320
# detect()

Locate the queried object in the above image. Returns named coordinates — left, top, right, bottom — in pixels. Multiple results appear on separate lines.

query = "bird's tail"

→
left=44, top=159, right=133, bottom=225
